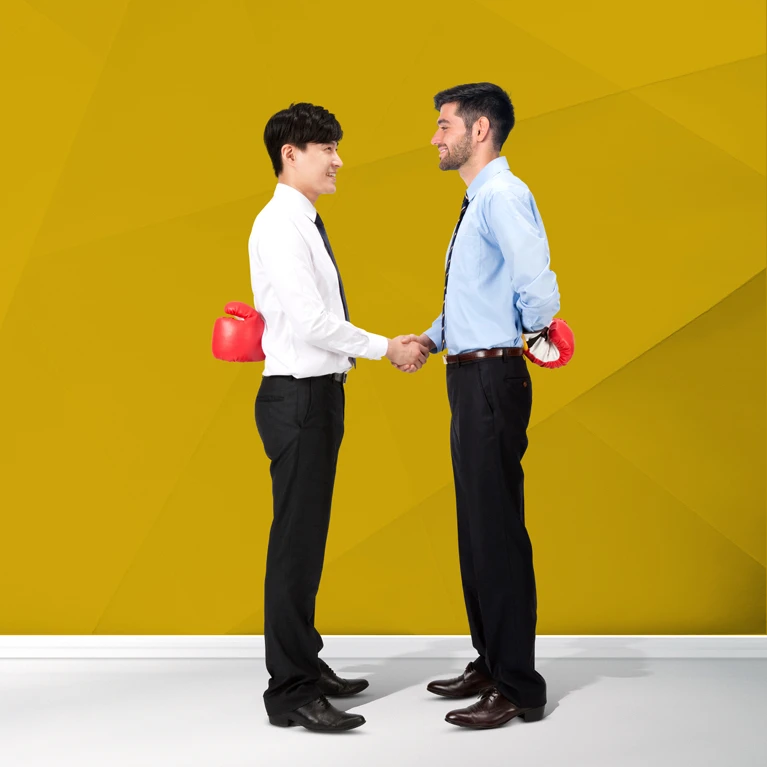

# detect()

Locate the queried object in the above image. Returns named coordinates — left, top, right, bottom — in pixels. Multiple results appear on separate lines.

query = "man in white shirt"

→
left=249, top=102, right=429, bottom=733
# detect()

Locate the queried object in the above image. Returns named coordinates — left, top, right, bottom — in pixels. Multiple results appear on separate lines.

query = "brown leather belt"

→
left=445, top=347, right=525, bottom=365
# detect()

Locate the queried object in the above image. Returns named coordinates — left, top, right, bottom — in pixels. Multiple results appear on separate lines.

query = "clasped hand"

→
left=385, top=334, right=432, bottom=374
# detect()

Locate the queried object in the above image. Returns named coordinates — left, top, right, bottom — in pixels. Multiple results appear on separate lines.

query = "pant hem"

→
left=264, top=686, right=322, bottom=718
left=496, top=685, right=547, bottom=709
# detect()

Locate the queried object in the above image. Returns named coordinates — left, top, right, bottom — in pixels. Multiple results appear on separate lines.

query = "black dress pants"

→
left=254, top=374, right=345, bottom=716
left=447, top=355, right=547, bottom=708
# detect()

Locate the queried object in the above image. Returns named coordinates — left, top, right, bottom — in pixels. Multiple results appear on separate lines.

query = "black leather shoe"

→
left=427, top=662, right=494, bottom=698
left=318, top=661, right=369, bottom=697
left=268, top=695, right=365, bottom=732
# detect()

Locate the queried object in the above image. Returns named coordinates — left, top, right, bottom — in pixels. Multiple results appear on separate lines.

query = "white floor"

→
left=1, top=657, right=765, bottom=767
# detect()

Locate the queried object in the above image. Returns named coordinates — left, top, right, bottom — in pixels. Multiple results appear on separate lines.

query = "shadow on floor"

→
left=326, top=638, right=652, bottom=718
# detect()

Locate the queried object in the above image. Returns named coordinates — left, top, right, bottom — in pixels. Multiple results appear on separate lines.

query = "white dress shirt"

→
left=248, top=183, right=389, bottom=378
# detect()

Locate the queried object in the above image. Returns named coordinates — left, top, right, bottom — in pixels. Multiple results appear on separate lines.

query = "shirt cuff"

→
left=364, top=333, right=389, bottom=360
left=423, top=329, right=441, bottom=353
left=523, top=321, right=549, bottom=334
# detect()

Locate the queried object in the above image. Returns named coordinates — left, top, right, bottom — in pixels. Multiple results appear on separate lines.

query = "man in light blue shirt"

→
left=421, top=131, right=559, bottom=353
left=411, top=82, right=559, bottom=730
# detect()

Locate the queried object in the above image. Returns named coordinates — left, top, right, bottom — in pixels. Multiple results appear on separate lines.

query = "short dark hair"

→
left=433, top=83, right=515, bottom=150
left=263, top=102, right=343, bottom=177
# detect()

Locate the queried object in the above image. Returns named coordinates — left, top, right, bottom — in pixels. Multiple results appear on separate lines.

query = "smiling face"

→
left=288, top=141, right=343, bottom=202
left=431, top=102, right=474, bottom=171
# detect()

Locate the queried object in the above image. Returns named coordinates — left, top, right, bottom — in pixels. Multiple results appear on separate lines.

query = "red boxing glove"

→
left=523, top=318, right=574, bottom=369
left=212, top=302, right=265, bottom=362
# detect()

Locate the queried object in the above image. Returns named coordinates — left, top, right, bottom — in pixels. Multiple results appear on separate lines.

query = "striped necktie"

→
left=440, top=194, right=470, bottom=352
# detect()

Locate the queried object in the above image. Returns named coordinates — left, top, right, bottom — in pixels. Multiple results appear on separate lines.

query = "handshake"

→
left=212, top=302, right=435, bottom=373
left=385, top=334, right=434, bottom=374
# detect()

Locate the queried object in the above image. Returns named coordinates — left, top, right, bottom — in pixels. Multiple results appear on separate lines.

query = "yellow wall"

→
left=1, top=1, right=764, bottom=635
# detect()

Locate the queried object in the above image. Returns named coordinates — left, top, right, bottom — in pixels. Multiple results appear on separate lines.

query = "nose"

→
left=431, top=132, right=441, bottom=146
left=332, top=151, right=343, bottom=168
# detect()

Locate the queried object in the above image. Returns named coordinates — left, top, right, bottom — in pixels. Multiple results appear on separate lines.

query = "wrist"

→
left=419, top=334, right=436, bottom=352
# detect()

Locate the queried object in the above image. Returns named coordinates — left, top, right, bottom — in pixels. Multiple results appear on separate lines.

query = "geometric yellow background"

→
left=0, top=1, right=764, bottom=634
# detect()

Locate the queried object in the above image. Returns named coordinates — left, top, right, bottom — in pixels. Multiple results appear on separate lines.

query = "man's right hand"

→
left=388, top=334, right=435, bottom=373
left=385, top=335, right=430, bottom=369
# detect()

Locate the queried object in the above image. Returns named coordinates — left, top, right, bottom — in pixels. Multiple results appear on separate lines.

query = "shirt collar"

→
left=273, top=182, right=318, bottom=221
left=466, top=156, right=510, bottom=201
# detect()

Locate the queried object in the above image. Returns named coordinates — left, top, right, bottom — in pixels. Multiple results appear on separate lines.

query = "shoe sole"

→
left=444, top=706, right=546, bottom=729
left=427, top=687, right=488, bottom=699
left=269, top=715, right=366, bottom=732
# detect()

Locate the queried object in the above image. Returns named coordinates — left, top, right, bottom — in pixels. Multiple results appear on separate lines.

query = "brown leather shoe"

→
left=445, top=687, right=545, bottom=729
left=427, top=662, right=494, bottom=698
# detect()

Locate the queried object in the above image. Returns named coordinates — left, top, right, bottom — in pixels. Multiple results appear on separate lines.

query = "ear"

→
left=475, top=116, right=491, bottom=143
left=281, top=144, right=295, bottom=167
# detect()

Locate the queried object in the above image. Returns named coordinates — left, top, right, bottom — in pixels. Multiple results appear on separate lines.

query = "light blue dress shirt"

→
left=423, top=156, right=560, bottom=355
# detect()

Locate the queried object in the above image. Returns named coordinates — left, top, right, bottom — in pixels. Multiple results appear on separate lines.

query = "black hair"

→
left=433, top=83, right=515, bottom=150
left=263, top=102, right=343, bottom=177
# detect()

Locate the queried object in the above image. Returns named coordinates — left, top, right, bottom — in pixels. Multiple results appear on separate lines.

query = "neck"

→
left=278, top=177, right=318, bottom=206
left=459, top=152, right=500, bottom=188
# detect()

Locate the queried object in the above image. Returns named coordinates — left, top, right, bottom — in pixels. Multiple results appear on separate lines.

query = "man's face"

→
left=431, top=103, right=473, bottom=171
left=291, top=141, right=343, bottom=197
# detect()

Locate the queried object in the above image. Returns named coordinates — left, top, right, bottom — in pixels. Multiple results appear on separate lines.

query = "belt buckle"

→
left=341, top=372, right=348, bottom=384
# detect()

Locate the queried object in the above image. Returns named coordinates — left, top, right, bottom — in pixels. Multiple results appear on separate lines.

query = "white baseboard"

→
left=0, top=635, right=765, bottom=659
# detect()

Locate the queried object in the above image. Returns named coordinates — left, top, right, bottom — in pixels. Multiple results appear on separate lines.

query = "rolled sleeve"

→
left=422, top=314, right=443, bottom=353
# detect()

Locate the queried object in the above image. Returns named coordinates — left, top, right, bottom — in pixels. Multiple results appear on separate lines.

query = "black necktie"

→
left=440, top=194, right=470, bottom=352
left=314, top=213, right=356, bottom=368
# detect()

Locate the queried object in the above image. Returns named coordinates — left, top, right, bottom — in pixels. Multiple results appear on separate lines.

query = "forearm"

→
left=287, top=309, right=388, bottom=360
left=418, top=333, right=437, bottom=352
left=517, top=275, right=560, bottom=333
left=421, top=315, right=442, bottom=353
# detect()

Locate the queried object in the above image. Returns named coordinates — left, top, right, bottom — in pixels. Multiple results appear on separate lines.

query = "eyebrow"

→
left=437, top=119, right=450, bottom=126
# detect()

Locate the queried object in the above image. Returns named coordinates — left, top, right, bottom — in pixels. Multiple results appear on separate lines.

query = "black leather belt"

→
left=272, top=373, right=348, bottom=383
left=445, top=347, right=524, bottom=365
